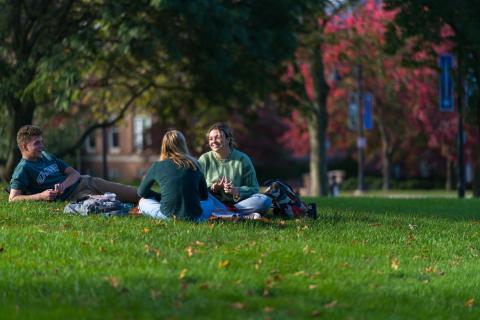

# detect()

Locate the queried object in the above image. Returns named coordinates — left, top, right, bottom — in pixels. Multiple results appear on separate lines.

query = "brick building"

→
left=81, top=113, right=160, bottom=181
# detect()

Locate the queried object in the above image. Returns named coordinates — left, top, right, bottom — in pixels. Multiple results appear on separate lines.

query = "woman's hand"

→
left=224, top=179, right=240, bottom=197
left=211, top=176, right=227, bottom=193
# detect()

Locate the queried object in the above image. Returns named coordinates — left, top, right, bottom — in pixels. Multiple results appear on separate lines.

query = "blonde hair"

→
left=160, top=130, right=198, bottom=170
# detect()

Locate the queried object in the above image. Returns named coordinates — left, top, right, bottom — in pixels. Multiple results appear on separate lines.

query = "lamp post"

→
left=102, top=126, right=108, bottom=180
left=356, top=64, right=366, bottom=193
left=440, top=53, right=465, bottom=198
left=331, top=64, right=366, bottom=194
left=457, top=55, right=465, bottom=198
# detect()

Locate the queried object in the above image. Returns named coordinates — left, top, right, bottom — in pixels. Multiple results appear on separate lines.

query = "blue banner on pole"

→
left=364, top=93, right=374, bottom=130
left=439, top=54, right=454, bottom=112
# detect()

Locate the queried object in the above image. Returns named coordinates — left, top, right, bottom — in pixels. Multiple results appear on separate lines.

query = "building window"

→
left=109, top=127, right=120, bottom=153
left=85, top=132, right=96, bottom=153
left=133, top=115, right=152, bottom=151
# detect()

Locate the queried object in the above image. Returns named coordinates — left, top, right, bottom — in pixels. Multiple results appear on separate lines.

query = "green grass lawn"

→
left=1, top=191, right=480, bottom=319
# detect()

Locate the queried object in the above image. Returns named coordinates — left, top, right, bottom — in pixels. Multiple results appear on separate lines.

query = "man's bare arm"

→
left=9, top=188, right=58, bottom=202
left=54, top=167, right=81, bottom=194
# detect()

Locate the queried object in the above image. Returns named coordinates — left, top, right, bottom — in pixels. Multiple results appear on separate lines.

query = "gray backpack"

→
left=64, top=195, right=132, bottom=217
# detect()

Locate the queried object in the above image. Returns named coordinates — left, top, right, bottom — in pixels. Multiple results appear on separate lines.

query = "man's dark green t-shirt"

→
left=137, top=159, right=208, bottom=220
left=9, top=151, right=78, bottom=201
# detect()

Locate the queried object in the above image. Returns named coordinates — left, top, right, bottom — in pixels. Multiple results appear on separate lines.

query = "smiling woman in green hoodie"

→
left=198, top=122, right=272, bottom=216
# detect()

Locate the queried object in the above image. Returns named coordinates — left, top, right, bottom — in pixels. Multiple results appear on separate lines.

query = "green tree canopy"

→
left=0, top=0, right=308, bottom=181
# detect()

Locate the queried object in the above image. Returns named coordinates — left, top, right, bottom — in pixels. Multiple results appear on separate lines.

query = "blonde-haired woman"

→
left=137, top=130, right=212, bottom=221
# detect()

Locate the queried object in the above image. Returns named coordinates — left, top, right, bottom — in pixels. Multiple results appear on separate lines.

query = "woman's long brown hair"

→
left=160, top=130, right=198, bottom=170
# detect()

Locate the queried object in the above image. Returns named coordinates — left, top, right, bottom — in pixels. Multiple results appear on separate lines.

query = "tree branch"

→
left=57, top=82, right=153, bottom=157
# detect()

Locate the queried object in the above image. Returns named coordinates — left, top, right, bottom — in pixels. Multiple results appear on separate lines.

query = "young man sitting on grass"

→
left=8, top=125, right=140, bottom=204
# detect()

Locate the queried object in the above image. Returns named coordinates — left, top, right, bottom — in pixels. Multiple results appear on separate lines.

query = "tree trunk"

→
left=307, top=117, right=320, bottom=196
left=1, top=100, right=35, bottom=182
left=308, top=45, right=330, bottom=197
left=473, top=106, right=480, bottom=197
left=377, top=110, right=391, bottom=191
left=445, top=157, right=452, bottom=191
left=474, top=161, right=480, bottom=197
left=381, top=142, right=391, bottom=191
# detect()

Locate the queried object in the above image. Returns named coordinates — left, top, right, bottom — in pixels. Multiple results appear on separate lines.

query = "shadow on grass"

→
left=2, top=273, right=479, bottom=319
left=305, top=197, right=480, bottom=222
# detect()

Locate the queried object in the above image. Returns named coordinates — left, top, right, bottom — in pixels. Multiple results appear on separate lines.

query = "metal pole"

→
left=457, top=55, right=465, bottom=198
left=357, top=64, right=365, bottom=192
left=102, top=126, right=108, bottom=180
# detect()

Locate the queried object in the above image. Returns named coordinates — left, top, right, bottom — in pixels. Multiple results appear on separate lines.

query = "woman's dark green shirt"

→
left=137, top=159, right=208, bottom=219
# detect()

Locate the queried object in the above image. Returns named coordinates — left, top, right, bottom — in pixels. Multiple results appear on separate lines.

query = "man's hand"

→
left=39, top=189, right=59, bottom=201
left=54, top=183, right=65, bottom=195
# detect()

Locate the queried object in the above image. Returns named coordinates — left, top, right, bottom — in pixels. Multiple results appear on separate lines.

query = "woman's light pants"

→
left=139, top=193, right=272, bottom=221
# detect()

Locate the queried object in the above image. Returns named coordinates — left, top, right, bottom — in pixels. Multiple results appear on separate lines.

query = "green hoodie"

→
left=198, top=149, right=259, bottom=203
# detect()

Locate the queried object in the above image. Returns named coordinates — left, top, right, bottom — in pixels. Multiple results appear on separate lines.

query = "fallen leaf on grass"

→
left=179, top=269, right=188, bottom=280
left=391, top=257, right=400, bottom=271
left=144, top=244, right=161, bottom=256
left=104, top=276, right=120, bottom=289
left=143, top=228, right=150, bottom=234
left=465, top=298, right=475, bottom=308
left=186, top=246, right=194, bottom=257
left=218, top=260, right=230, bottom=269
left=406, top=232, right=415, bottom=245
left=308, top=285, right=317, bottom=290
left=303, top=245, right=316, bottom=254
left=195, top=241, right=206, bottom=246
left=311, top=310, right=322, bottom=317
left=324, top=300, right=337, bottom=309
left=150, top=289, right=162, bottom=300
left=263, top=306, right=274, bottom=313
left=263, top=288, right=270, bottom=297
left=231, top=302, right=245, bottom=309
left=425, top=266, right=437, bottom=273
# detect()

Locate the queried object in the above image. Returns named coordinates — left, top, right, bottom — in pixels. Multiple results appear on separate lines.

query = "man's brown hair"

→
left=17, top=125, right=43, bottom=148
